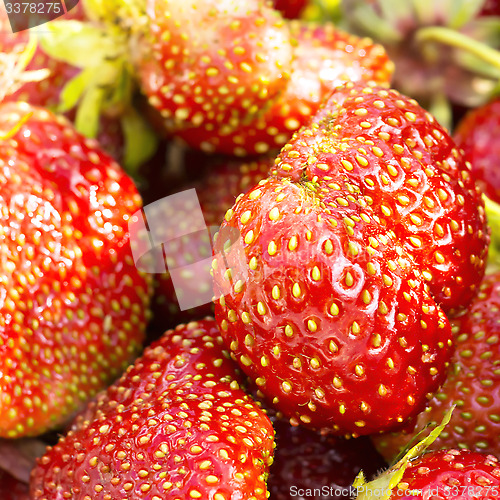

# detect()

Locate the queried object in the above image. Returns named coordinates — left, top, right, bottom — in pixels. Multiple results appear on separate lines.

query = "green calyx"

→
left=484, top=195, right=500, bottom=270
left=353, top=407, right=454, bottom=500
left=341, top=0, right=500, bottom=112
left=38, top=12, right=157, bottom=173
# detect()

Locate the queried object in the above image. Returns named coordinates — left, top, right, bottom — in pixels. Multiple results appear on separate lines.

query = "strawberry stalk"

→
left=416, top=26, right=500, bottom=71
left=353, top=408, right=454, bottom=500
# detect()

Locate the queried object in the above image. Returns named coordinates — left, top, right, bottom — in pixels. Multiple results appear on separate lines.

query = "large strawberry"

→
left=175, top=21, right=393, bottom=156
left=0, top=101, right=152, bottom=438
left=355, top=449, right=500, bottom=500
left=30, top=319, right=275, bottom=499
left=212, top=82, right=488, bottom=436
left=373, top=271, right=500, bottom=462
left=454, top=97, right=500, bottom=204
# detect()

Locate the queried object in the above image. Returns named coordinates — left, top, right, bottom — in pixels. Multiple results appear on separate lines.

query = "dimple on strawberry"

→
left=30, top=319, right=275, bottom=499
left=373, top=271, right=500, bottom=462
left=212, top=82, right=489, bottom=436
left=0, top=101, right=152, bottom=438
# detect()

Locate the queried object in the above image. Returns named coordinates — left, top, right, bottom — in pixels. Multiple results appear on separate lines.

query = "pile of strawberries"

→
left=1, top=0, right=500, bottom=499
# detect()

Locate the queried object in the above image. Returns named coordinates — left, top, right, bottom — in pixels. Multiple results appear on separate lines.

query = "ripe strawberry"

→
left=272, top=0, right=307, bottom=19
left=30, top=319, right=275, bottom=499
left=374, top=271, right=500, bottom=462
left=150, top=155, right=272, bottom=331
left=269, top=418, right=387, bottom=499
left=0, top=101, right=152, bottom=438
left=134, top=0, right=294, bottom=136
left=0, top=471, right=29, bottom=500
left=176, top=21, right=393, bottom=157
left=212, top=82, right=488, bottom=435
left=358, top=449, right=500, bottom=500
left=454, top=98, right=500, bottom=204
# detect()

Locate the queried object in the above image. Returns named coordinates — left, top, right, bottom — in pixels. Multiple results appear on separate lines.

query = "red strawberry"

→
left=134, top=0, right=294, bottom=136
left=0, top=101, right=152, bottom=438
left=273, top=84, right=488, bottom=313
left=272, top=0, right=307, bottom=19
left=149, top=155, right=272, bottom=331
left=176, top=21, right=393, bottom=156
left=269, top=418, right=387, bottom=499
left=30, top=319, right=275, bottom=499
left=357, top=449, right=500, bottom=500
left=0, top=471, right=29, bottom=500
left=373, top=271, right=500, bottom=462
left=454, top=98, right=500, bottom=204
left=212, top=82, right=488, bottom=435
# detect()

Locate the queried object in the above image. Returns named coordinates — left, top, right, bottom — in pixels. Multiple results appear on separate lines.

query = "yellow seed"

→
left=292, top=283, right=301, bottom=298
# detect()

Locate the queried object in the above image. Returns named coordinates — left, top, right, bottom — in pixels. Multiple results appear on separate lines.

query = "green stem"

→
left=416, top=26, right=500, bottom=70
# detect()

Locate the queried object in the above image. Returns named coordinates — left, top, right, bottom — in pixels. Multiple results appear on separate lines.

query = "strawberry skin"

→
left=385, top=450, right=500, bottom=500
left=176, top=21, right=394, bottom=156
left=374, top=271, right=500, bottom=461
left=136, top=0, right=293, bottom=135
left=454, top=98, right=500, bottom=204
left=30, top=319, right=275, bottom=499
left=0, top=102, right=151, bottom=438
left=274, top=83, right=489, bottom=314
left=212, top=82, right=489, bottom=435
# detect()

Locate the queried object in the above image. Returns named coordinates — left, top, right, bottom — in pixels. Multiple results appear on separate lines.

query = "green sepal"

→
left=353, top=407, right=454, bottom=500
left=121, top=108, right=159, bottom=175
left=485, top=195, right=500, bottom=267
left=446, top=0, right=488, bottom=30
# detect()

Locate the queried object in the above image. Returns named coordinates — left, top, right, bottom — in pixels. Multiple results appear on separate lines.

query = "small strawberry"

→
left=176, top=21, right=394, bottom=156
left=212, top=82, right=488, bottom=435
left=454, top=97, right=500, bottom=204
left=374, top=271, right=500, bottom=462
left=133, top=0, right=294, bottom=135
left=30, top=319, right=275, bottom=499
left=269, top=418, right=387, bottom=499
left=355, top=449, right=500, bottom=500
left=149, top=155, right=272, bottom=331
left=0, top=101, right=152, bottom=438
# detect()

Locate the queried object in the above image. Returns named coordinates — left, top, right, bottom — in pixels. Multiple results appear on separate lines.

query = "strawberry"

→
left=176, top=21, right=394, bottom=156
left=30, top=319, right=275, bottom=499
left=356, top=450, right=500, bottom=500
left=212, top=82, right=488, bottom=436
left=269, top=418, right=387, bottom=499
left=0, top=101, right=152, bottom=438
left=454, top=97, right=500, bottom=204
left=272, top=0, right=307, bottom=19
left=133, top=0, right=294, bottom=137
left=373, top=271, right=500, bottom=462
